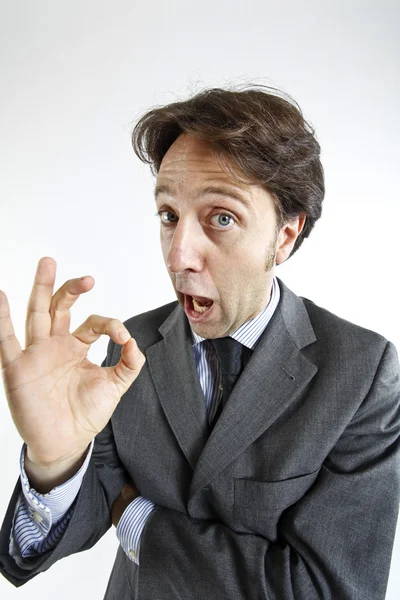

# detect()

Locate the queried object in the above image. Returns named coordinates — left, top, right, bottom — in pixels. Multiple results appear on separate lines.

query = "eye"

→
left=157, top=210, right=178, bottom=225
left=210, top=213, right=235, bottom=228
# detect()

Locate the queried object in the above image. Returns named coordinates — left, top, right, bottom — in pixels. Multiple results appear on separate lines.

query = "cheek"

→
left=160, top=236, right=170, bottom=261
left=216, top=271, right=244, bottom=304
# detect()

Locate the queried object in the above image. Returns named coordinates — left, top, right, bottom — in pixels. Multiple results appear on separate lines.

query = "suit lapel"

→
left=145, top=305, right=210, bottom=471
left=146, top=279, right=318, bottom=500
left=188, top=279, right=318, bottom=500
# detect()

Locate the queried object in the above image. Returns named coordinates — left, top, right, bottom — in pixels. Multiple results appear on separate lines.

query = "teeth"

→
left=193, top=297, right=212, bottom=313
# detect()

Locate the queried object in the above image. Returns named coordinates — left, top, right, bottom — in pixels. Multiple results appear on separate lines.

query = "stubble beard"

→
left=265, top=229, right=279, bottom=272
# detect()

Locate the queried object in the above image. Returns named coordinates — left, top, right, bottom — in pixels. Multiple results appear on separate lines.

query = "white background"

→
left=0, top=0, right=399, bottom=598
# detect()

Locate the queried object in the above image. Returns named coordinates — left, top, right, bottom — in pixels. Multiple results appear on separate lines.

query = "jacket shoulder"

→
left=299, top=295, right=391, bottom=358
left=299, top=296, right=400, bottom=436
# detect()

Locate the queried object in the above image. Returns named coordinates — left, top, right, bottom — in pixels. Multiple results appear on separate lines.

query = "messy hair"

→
left=132, top=84, right=324, bottom=258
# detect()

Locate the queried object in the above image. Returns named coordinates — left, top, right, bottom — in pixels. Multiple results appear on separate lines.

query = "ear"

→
left=275, top=214, right=307, bottom=265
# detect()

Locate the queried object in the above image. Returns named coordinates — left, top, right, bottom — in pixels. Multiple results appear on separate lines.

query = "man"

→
left=0, top=85, right=399, bottom=599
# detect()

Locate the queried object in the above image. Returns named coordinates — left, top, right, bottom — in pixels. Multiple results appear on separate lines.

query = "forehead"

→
left=155, top=134, right=278, bottom=217
left=159, top=134, right=222, bottom=171
left=156, top=134, right=253, bottom=198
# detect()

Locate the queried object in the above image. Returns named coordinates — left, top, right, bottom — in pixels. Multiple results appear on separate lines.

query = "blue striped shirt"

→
left=10, top=277, right=280, bottom=566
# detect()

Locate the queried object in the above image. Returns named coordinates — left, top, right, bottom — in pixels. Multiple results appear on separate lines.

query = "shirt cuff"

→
left=19, top=440, right=94, bottom=529
left=116, top=496, right=155, bottom=565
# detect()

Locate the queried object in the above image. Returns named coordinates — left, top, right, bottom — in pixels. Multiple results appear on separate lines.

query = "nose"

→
left=166, top=219, right=204, bottom=273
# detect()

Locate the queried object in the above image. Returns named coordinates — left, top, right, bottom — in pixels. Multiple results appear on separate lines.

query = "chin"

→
left=191, top=322, right=213, bottom=338
left=192, top=322, right=226, bottom=340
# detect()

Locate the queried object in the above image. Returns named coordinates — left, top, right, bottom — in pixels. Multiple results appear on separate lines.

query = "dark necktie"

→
left=208, top=337, right=245, bottom=427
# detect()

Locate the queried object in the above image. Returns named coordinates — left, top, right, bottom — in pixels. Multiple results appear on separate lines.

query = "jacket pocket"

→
left=233, top=469, right=320, bottom=539
left=235, top=468, right=320, bottom=510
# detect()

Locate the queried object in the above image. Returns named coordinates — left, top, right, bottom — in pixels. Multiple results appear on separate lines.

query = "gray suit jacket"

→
left=1, top=278, right=399, bottom=599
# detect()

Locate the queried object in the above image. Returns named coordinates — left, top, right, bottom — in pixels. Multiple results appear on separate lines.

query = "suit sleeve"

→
left=137, top=341, right=400, bottom=600
left=9, top=441, right=93, bottom=561
left=0, top=338, right=130, bottom=587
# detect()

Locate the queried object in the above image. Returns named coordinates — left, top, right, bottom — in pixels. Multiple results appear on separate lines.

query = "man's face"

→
left=155, top=134, right=304, bottom=339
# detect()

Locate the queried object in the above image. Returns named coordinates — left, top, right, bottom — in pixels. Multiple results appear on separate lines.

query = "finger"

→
left=71, top=315, right=133, bottom=347
left=50, top=275, right=95, bottom=336
left=72, top=315, right=146, bottom=397
left=0, top=290, right=23, bottom=369
left=25, top=257, right=57, bottom=346
left=72, top=316, right=146, bottom=395
left=110, top=337, right=146, bottom=397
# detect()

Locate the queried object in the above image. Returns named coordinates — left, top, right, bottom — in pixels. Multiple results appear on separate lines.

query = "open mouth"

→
left=184, top=294, right=214, bottom=320
left=192, top=295, right=213, bottom=313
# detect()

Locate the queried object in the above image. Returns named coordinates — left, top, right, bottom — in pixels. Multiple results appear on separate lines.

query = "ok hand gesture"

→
left=0, top=257, right=145, bottom=491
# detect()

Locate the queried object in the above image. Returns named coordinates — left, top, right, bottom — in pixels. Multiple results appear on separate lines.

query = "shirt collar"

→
left=190, top=276, right=281, bottom=350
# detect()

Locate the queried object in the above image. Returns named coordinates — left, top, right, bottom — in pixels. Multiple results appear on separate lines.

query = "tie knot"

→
left=209, top=337, right=243, bottom=375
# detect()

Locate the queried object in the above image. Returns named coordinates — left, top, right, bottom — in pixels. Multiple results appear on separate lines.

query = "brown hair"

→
left=132, top=84, right=324, bottom=258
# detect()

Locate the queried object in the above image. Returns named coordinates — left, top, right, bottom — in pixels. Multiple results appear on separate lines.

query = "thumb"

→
left=110, top=337, right=146, bottom=395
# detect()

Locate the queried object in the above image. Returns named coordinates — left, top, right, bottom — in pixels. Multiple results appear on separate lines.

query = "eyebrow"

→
left=154, top=183, right=251, bottom=208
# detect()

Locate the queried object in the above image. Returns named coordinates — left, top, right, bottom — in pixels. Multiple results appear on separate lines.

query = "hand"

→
left=111, top=481, right=140, bottom=527
left=0, top=257, right=145, bottom=490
